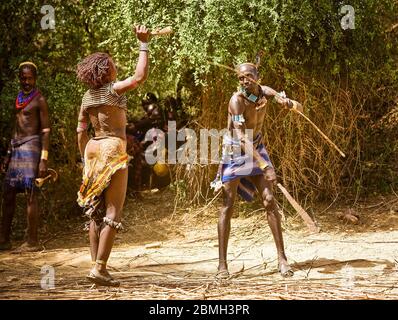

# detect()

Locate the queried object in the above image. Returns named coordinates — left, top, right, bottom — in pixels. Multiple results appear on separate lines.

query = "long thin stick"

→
left=291, top=108, right=346, bottom=157
left=208, top=61, right=346, bottom=158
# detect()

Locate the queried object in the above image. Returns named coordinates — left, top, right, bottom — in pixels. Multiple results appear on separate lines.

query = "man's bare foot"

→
left=0, top=241, right=11, bottom=251
left=86, top=268, right=120, bottom=287
left=278, top=260, right=294, bottom=277
left=12, top=242, right=41, bottom=253
left=215, top=268, right=230, bottom=279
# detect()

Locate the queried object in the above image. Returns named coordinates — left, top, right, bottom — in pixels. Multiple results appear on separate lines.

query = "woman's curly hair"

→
left=76, top=52, right=114, bottom=89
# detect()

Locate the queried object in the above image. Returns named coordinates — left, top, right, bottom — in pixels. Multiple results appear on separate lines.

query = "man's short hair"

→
left=238, top=62, right=257, bottom=69
left=19, top=61, right=38, bottom=78
left=237, top=62, right=259, bottom=75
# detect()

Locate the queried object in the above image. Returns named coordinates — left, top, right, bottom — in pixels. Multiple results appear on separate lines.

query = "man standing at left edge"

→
left=0, top=62, right=50, bottom=252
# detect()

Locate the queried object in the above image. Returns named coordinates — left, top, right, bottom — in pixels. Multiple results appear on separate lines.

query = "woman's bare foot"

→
left=86, top=267, right=120, bottom=287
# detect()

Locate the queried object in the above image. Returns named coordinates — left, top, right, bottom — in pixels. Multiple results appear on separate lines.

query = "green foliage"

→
left=0, top=0, right=397, bottom=210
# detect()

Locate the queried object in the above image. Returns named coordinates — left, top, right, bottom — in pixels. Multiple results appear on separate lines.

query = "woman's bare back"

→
left=88, top=105, right=127, bottom=140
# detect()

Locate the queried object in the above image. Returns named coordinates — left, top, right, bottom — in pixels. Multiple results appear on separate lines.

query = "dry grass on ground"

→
left=1, top=190, right=398, bottom=300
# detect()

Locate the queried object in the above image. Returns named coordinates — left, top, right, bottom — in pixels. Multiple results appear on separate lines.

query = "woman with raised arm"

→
left=76, top=25, right=150, bottom=286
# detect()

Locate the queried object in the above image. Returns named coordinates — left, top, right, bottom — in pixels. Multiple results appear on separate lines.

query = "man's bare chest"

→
left=16, top=101, right=40, bottom=122
left=242, top=99, right=267, bottom=128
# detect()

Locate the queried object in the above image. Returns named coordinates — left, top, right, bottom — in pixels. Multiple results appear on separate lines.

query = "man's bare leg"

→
left=217, top=179, right=239, bottom=276
left=89, top=167, right=127, bottom=285
left=26, top=190, right=39, bottom=246
left=251, top=175, right=293, bottom=277
left=0, top=186, right=16, bottom=249
left=14, top=190, right=41, bottom=252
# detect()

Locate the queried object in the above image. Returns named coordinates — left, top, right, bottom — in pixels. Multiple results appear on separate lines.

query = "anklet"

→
left=96, top=259, right=107, bottom=266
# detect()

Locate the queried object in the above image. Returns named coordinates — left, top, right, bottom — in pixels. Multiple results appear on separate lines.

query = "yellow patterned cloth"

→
left=77, top=136, right=128, bottom=220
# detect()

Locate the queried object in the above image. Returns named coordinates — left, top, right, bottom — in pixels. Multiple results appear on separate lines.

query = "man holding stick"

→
left=215, top=62, right=302, bottom=278
left=0, top=61, right=50, bottom=252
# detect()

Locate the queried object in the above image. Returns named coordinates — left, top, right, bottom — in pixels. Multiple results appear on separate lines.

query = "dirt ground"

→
left=1, top=190, right=398, bottom=300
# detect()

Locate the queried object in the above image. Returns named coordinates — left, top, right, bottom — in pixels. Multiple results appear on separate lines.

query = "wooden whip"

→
left=277, top=183, right=320, bottom=233
left=291, top=108, right=346, bottom=158
left=150, top=26, right=173, bottom=36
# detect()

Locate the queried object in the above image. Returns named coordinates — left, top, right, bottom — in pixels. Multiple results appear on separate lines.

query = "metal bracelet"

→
left=139, top=42, right=149, bottom=51
left=41, top=150, right=48, bottom=160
